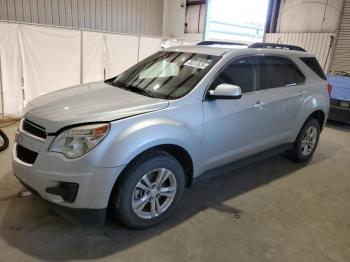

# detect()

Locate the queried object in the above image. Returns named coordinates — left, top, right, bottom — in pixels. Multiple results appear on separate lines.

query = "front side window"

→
left=209, top=56, right=258, bottom=93
left=260, top=56, right=305, bottom=90
left=106, top=51, right=220, bottom=99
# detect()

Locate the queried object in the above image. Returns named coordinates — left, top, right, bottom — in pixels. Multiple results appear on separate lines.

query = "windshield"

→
left=105, top=51, right=220, bottom=99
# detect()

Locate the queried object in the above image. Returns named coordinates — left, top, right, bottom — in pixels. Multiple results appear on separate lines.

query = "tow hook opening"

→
left=46, top=182, right=79, bottom=203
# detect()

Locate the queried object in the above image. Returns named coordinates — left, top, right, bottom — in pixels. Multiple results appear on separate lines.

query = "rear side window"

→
left=260, top=56, right=306, bottom=90
left=209, top=56, right=258, bottom=93
left=300, top=57, right=326, bottom=80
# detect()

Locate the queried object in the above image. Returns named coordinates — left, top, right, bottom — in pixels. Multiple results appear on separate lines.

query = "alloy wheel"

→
left=131, top=168, right=177, bottom=219
left=300, top=126, right=317, bottom=156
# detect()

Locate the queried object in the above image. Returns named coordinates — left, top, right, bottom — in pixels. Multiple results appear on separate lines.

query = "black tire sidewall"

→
left=0, top=130, right=9, bottom=152
left=113, top=151, right=186, bottom=229
left=294, top=118, right=321, bottom=162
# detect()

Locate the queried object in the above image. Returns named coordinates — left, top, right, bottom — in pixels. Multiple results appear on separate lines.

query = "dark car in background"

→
left=327, top=73, right=350, bottom=124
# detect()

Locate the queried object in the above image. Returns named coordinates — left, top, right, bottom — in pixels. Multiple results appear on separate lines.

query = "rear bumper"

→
left=328, top=106, right=350, bottom=124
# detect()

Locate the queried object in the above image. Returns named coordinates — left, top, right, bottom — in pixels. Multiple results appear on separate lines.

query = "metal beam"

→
left=0, top=51, right=4, bottom=120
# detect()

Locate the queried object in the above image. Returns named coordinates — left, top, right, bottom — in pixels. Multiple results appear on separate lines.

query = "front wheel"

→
left=289, top=118, right=321, bottom=162
left=111, top=150, right=186, bottom=229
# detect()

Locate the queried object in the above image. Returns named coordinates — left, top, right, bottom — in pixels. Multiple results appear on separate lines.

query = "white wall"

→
left=0, top=22, right=164, bottom=117
left=277, top=0, right=343, bottom=33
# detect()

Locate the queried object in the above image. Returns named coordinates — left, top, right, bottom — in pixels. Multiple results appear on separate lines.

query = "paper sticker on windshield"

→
left=184, top=60, right=209, bottom=69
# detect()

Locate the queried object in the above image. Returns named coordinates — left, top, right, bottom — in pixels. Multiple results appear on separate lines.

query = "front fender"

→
left=96, top=116, right=202, bottom=172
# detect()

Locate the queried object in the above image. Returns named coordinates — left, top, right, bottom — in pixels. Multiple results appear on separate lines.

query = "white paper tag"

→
left=183, top=60, right=209, bottom=69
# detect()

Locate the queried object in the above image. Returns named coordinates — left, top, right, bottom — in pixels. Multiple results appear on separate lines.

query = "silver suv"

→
left=12, top=42, right=331, bottom=228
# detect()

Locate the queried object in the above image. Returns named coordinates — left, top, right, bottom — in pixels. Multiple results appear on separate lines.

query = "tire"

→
left=289, top=118, right=321, bottom=162
left=0, top=130, right=9, bottom=152
left=111, top=150, right=186, bottom=229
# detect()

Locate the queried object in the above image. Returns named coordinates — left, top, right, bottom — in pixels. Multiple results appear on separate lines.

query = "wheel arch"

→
left=118, top=144, right=193, bottom=187
left=292, top=108, right=326, bottom=145
left=107, top=144, right=194, bottom=216
left=308, top=109, right=326, bottom=130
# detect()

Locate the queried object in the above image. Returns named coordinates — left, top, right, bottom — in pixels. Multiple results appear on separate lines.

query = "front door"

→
left=202, top=56, right=270, bottom=170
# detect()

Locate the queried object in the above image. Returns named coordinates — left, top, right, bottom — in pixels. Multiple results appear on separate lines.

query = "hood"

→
left=24, top=82, right=169, bottom=133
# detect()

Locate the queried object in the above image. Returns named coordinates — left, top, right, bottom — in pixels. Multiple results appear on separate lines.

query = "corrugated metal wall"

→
left=185, top=4, right=205, bottom=34
left=162, top=0, right=185, bottom=38
left=0, top=0, right=163, bottom=36
left=331, top=0, right=350, bottom=73
left=265, top=32, right=335, bottom=72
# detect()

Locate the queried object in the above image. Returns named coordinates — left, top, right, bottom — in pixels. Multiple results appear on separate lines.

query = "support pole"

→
left=103, top=33, right=106, bottom=80
left=80, top=29, right=83, bottom=84
left=0, top=51, right=5, bottom=120
left=203, top=0, right=212, bottom=40
left=137, top=35, right=141, bottom=62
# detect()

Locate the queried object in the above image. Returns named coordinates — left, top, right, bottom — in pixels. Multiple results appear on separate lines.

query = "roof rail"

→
left=197, top=41, right=247, bottom=46
left=249, top=43, right=306, bottom=52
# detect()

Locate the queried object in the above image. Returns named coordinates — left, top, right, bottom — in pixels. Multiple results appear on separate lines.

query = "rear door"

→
left=257, top=55, right=306, bottom=144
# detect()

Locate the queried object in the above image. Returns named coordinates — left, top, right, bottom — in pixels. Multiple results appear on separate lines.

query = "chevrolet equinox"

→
left=13, top=42, right=331, bottom=228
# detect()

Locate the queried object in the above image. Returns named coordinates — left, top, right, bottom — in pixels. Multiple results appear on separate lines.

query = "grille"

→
left=16, top=145, right=38, bottom=165
left=22, top=119, right=47, bottom=139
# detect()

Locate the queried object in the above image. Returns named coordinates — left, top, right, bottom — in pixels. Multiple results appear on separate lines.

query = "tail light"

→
left=327, top=83, right=333, bottom=96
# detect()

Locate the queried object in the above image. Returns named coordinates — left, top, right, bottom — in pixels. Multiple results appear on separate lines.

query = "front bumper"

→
left=17, top=178, right=107, bottom=225
left=12, top=152, right=124, bottom=209
left=12, top=121, right=126, bottom=224
left=12, top=148, right=125, bottom=224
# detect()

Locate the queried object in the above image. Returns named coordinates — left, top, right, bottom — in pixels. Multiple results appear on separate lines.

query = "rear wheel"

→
left=289, top=118, right=320, bottom=162
left=111, top=150, right=186, bottom=229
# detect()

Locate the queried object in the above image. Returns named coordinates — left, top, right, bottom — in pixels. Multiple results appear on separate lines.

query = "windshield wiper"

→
left=108, top=81, right=154, bottom=98
left=127, top=85, right=154, bottom=98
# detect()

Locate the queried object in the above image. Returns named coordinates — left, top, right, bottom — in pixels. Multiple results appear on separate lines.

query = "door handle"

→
left=254, top=100, right=265, bottom=108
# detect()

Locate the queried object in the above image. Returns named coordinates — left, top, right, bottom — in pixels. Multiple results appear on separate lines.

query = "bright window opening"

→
left=205, top=0, right=269, bottom=43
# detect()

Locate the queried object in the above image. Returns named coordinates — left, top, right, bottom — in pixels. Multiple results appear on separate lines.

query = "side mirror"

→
left=208, top=84, right=242, bottom=99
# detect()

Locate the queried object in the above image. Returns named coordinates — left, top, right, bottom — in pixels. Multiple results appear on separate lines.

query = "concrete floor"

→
left=0, top=121, right=349, bottom=262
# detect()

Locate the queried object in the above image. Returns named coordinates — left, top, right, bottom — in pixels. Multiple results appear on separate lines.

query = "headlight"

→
left=49, top=123, right=110, bottom=158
